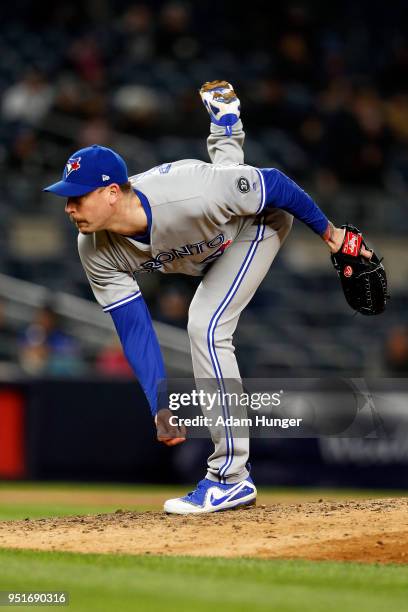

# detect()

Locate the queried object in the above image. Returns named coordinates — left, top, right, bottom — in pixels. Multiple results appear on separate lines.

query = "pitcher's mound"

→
left=0, top=498, right=407, bottom=564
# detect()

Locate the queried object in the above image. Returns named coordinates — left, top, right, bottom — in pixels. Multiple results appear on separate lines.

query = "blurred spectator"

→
left=319, top=86, right=391, bottom=187
left=385, top=94, right=408, bottom=143
left=67, top=35, right=105, bottom=86
left=95, top=334, right=133, bottom=378
left=119, top=4, right=155, bottom=63
left=77, top=117, right=112, bottom=148
left=384, top=326, right=408, bottom=374
left=246, top=79, right=292, bottom=131
left=7, top=127, right=39, bottom=171
left=53, top=75, right=98, bottom=118
left=113, top=84, right=161, bottom=133
left=351, top=88, right=390, bottom=185
left=156, top=2, right=198, bottom=60
left=276, top=32, right=315, bottom=88
left=1, top=69, right=54, bottom=126
left=154, top=285, right=190, bottom=328
left=18, top=305, right=85, bottom=377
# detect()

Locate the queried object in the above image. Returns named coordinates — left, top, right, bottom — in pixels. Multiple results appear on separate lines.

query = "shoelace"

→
left=185, top=479, right=208, bottom=499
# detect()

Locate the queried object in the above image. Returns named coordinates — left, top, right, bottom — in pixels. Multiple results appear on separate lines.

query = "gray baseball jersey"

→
left=77, top=121, right=277, bottom=312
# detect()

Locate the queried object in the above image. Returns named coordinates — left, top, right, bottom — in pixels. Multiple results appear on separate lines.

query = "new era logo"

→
left=102, top=174, right=110, bottom=181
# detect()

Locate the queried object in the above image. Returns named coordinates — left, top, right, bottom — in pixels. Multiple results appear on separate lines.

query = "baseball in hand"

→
left=155, top=408, right=186, bottom=447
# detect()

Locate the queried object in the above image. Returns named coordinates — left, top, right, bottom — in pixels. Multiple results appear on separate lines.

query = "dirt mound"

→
left=1, top=497, right=407, bottom=563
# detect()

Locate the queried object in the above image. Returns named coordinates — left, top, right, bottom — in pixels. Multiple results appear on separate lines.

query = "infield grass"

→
left=0, top=549, right=407, bottom=612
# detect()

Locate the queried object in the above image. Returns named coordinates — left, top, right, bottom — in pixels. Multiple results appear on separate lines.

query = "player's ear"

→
left=107, top=183, right=120, bottom=204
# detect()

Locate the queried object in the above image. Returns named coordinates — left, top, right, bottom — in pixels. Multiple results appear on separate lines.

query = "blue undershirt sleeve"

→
left=109, top=297, right=166, bottom=416
left=260, top=168, right=329, bottom=235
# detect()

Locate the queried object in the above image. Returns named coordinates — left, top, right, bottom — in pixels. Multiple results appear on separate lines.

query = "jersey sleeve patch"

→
left=236, top=176, right=250, bottom=193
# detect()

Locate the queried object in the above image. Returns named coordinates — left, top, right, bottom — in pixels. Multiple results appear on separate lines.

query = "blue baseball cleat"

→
left=164, top=477, right=256, bottom=514
left=199, top=80, right=241, bottom=137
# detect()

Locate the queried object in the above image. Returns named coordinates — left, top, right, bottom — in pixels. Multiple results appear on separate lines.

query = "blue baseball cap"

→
left=43, top=144, right=129, bottom=197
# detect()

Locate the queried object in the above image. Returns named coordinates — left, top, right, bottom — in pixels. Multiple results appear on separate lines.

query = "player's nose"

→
left=65, top=198, right=77, bottom=214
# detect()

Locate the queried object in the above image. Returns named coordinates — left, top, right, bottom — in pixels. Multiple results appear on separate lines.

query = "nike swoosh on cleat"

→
left=210, top=483, right=253, bottom=507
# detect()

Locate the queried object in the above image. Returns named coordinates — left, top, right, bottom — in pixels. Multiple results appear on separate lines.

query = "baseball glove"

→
left=331, top=224, right=389, bottom=315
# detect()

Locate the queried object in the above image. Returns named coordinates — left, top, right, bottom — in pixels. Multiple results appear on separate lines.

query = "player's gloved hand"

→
left=322, top=222, right=372, bottom=259
left=155, top=408, right=186, bottom=447
left=199, top=80, right=241, bottom=137
left=328, top=223, right=389, bottom=315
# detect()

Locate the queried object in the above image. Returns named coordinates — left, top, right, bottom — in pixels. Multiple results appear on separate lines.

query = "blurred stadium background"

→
left=0, top=0, right=407, bottom=488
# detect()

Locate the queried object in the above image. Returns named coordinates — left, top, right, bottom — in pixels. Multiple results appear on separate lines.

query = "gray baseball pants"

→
left=188, top=209, right=292, bottom=483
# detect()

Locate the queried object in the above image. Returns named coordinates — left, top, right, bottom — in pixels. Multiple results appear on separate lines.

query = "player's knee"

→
left=188, top=315, right=233, bottom=354
left=187, top=312, right=207, bottom=343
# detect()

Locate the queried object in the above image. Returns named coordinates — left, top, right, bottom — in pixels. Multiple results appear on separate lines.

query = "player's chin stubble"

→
left=69, top=215, right=90, bottom=233
left=76, top=224, right=92, bottom=234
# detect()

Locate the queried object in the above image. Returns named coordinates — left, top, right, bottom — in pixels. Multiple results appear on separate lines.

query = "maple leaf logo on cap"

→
left=65, top=157, right=81, bottom=177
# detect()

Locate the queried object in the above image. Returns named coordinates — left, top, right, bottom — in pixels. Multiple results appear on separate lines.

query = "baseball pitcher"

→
left=44, top=81, right=377, bottom=514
